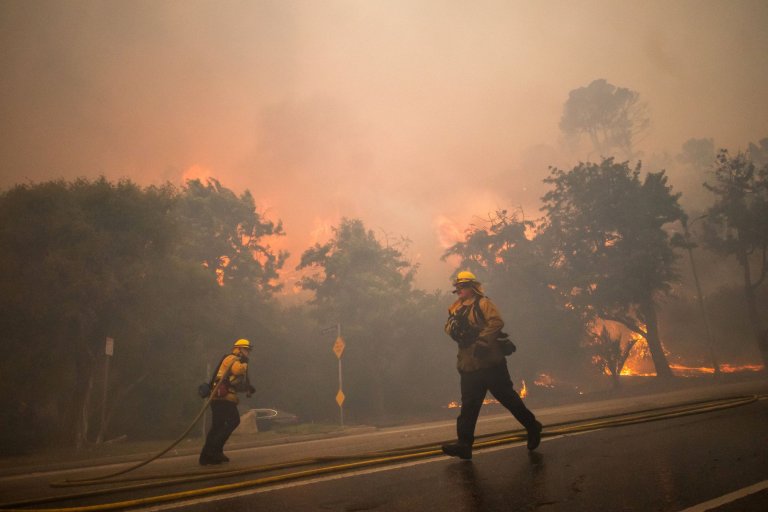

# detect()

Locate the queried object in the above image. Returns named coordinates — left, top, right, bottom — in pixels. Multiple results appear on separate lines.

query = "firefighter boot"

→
left=442, top=443, right=472, bottom=460
left=527, top=421, right=543, bottom=451
left=199, top=454, right=224, bottom=466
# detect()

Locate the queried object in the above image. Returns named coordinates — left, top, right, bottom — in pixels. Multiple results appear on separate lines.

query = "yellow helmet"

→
left=233, top=339, right=252, bottom=349
left=454, top=270, right=479, bottom=286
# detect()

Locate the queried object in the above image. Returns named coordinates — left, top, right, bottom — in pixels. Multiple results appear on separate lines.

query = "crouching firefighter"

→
left=199, top=338, right=256, bottom=465
left=442, top=271, right=542, bottom=460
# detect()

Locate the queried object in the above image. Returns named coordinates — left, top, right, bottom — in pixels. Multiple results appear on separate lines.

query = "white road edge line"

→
left=676, top=479, right=768, bottom=512
left=0, top=414, right=512, bottom=482
left=141, top=430, right=593, bottom=512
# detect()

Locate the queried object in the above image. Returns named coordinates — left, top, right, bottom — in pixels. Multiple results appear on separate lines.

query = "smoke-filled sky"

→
left=2, top=0, right=767, bottom=290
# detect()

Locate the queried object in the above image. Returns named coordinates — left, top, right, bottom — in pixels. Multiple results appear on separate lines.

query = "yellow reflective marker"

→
left=333, top=336, right=345, bottom=359
left=336, top=389, right=345, bottom=406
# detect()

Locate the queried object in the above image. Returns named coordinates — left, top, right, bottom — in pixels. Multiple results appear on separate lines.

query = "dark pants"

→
left=200, top=400, right=240, bottom=461
left=457, top=363, right=536, bottom=446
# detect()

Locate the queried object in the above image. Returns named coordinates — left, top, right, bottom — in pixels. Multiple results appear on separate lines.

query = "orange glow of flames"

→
left=620, top=361, right=764, bottom=377
left=446, top=381, right=529, bottom=409
left=445, top=397, right=501, bottom=409
left=182, top=164, right=214, bottom=183
left=619, top=366, right=656, bottom=377
left=434, top=215, right=465, bottom=250
left=309, top=216, right=337, bottom=246
left=669, top=362, right=764, bottom=376
left=719, top=363, right=764, bottom=373
left=533, top=373, right=555, bottom=388
left=214, top=255, right=231, bottom=286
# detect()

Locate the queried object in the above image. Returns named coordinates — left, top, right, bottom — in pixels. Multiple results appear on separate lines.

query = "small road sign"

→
left=333, top=336, right=345, bottom=359
left=336, top=389, right=345, bottom=407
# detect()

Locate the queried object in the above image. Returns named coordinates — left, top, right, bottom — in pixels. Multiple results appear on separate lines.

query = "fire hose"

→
left=0, top=394, right=760, bottom=512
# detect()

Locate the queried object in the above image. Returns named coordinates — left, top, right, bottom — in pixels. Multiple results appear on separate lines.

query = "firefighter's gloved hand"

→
left=500, top=339, right=517, bottom=355
left=246, top=384, right=255, bottom=397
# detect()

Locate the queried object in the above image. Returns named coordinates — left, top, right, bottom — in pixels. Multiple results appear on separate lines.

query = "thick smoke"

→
left=1, top=0, right=767, bottom=289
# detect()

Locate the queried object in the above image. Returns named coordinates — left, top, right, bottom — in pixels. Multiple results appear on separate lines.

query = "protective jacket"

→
left=212, top=350, right=249, bottom=404
left=446, top=294, right=505, bottom=373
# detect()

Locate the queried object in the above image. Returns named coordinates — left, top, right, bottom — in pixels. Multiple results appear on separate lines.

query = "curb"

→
left=0, top=426, right=377, bottom=478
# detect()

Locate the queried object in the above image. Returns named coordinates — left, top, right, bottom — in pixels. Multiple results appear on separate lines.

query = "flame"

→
left=214, top=255, right=231, bottom=286
left=533, top=373, right=555, bottom=388
left=445, top=397, right=504, bottom=409
left=669, top=363, right=715, bottom=376
left=182, top=164, right=214, bottom=183
left=445, top=362, right=763, bottom=409
left=620, top=366, right=656, bottom=377
left=587, top=319, right=654, bottom=376
left=621, top=361, right=764, bottom=377
left=669, top=362, right=764, bottom=376
left=434, top=215, right=465, bottom=249
left=309, top=216, right=337, bottom=245
left=720, top=363, right=763, bottom=373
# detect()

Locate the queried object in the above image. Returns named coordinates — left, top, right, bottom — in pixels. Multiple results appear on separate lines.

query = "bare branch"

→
left=602, top=315, right=647, bottom=338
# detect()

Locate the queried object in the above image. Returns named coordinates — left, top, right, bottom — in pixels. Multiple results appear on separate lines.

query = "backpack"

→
left=446, top=296, right=517, bottom=355
left=197, top=354, right=230, bottom=399
left=446, top=297, right=483, bottom=347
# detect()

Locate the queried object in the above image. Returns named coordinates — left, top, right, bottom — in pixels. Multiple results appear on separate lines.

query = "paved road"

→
left=155, top=396, right=768, bottom=512
left=1, top=380, right=766, bottom=510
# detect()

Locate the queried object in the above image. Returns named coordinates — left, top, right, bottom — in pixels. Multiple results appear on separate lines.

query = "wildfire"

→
left=182, top=164, right=214, bottom=183
left=533, top=373, right=555, bottom=388
left=434, top=215, right=465, bottom=250
left=620, top=366, right=655, bottom=377
left=621, top=361, right=764, bottom=377
left=720, top=363, right=764, bottom=373
left=669, top=363, right=715, bottom=376
left=669, top=362, right=765, bottom=376
left=445, top=395, right=514, bottom=409
left=445, top=361, right=763, bottom=409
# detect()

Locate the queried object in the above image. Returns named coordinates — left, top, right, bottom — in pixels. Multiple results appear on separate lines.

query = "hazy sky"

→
left=2, top=0, right=767, bottom=290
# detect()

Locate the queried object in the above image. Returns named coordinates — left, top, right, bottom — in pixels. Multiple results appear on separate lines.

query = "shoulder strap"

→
left=209, top=354, right=230, bottom=387
left=472, top=296, right=486, bottom=325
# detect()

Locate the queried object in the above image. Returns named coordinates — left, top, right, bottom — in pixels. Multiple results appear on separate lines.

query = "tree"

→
left=296, top=218, right=450, bottom=422
left=175, top=178, right=288, bottom=295
left=541, top=158, right=686, bottom=378
left=442, top=210, right=583, bottom=381
left=678, top=138, right=716, bottom=171
left=0, top=177, right=290, bottom=450
left=560, top=79, right=650, bottom=159
left=747, top=138, right=768, bottom=168
left=674, top=138, right=716, bottom=209
left=0, top=178, right=179, bottom=448
left=587, top=321, right=649, bottom=388
left=702, top=149, right=768, bottom=366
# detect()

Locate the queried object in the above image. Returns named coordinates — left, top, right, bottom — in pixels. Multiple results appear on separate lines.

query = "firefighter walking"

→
left=199, top=338, right=255, bottom=465
left=443, top=271, right=542, bottom=460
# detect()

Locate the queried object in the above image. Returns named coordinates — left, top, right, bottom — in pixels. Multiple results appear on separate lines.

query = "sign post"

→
left=98, top=337, right=114, bottom=443
left=332, top=324, right=345, bottom=427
